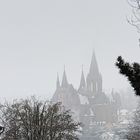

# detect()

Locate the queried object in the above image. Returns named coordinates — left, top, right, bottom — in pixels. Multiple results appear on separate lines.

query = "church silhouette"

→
left=52, top=51, right=121, bottom=129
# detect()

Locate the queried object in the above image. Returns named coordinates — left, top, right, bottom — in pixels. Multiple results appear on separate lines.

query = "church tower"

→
left=61, top=68, right=68, bottom=88
left=78, top=66, right=87, bottom=96
left=56, top=73, right=60, bottom=89
left=86, top=51, right=102, bottom=96
left=79, top=66, right=86, bottom=90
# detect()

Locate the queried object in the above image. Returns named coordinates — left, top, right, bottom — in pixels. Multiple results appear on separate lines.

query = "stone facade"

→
left=52, top=51, right=121, bottom=129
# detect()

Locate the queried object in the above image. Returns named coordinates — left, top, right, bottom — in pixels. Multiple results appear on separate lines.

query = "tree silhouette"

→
left=0, top=97, right=81, bottom=140
left=116, top=56, right=140, bottom=96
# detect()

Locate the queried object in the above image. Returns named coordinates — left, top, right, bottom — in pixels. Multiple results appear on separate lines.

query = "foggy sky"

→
left=0, top=0, right=139, bottom=100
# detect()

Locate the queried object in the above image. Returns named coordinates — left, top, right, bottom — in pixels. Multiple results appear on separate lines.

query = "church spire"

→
left=89, top=50, right=99, bottom=75
left=79, top=65, right=86, bottom=89
left=61, top=66, right=68, bottom=87
left=86, top=50, right=102, bottom=95
left=56, top=73, right=60, bottom=89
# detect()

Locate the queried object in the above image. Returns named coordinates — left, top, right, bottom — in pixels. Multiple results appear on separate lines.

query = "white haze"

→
left=0, top=0, right=139, bottom=100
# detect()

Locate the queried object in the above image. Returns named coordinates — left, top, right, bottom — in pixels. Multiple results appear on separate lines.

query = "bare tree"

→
left=0, top=97, right=81, bottom=140
left=127, top=0, right=140, bottom=32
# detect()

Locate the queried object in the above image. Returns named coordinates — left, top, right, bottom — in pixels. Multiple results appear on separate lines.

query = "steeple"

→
left=89, top=50, right=99, bottom=75
left=61, top=67, right=68, bottom=87
left=79, top=65, right=86, bottom=89
left=86, top=50, right=102, bottom=95
left=56, top=73, right=60, bottom=89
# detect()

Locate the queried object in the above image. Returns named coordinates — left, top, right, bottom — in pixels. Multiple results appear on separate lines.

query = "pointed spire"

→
left=61, top=66, right=68, bottom=87
left=79, top=65, right=86, bottom=89
left=89, top=50, right=99, bottom=74
left=56, top=73, right=60, bottom=89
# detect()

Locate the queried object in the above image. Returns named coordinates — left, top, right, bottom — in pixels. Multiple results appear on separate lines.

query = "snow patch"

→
left=78, top=94, right=89, bottom=105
